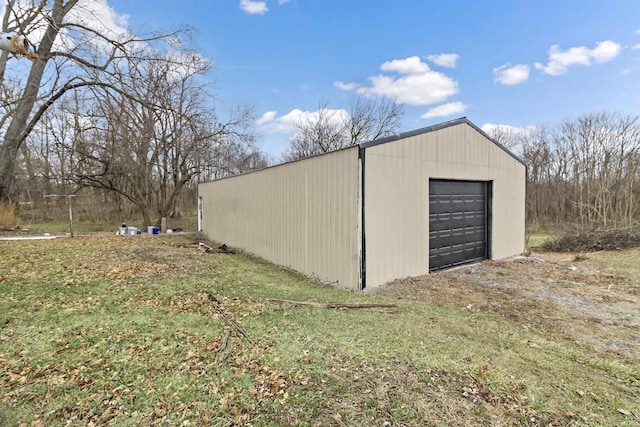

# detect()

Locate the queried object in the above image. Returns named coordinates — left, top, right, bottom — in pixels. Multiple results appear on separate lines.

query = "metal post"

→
left=44, top=193, right=76, bottom=237
left=68, top=195, right=74, bottom=238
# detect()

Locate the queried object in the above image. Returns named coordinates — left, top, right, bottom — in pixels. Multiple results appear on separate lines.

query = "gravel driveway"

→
left=374, top=252, right=640, bottom=362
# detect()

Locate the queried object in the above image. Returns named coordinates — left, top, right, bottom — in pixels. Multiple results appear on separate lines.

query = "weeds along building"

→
left=198, top=117, right=526, bottom=290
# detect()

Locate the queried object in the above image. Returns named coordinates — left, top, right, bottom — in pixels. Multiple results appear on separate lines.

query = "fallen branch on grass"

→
left=265, top=299, right=397, bottom=310
left=207, top=293, right=255, bottom=346
left=165, top=241, right=235, bottom=254
left=166, top=242, right=196, bottom=248
left=198, top=242, right=235, bottom=254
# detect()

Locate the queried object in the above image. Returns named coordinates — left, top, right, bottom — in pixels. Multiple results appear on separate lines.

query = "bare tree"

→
left=558, top=112, right=640, bottom=227
left=283, top=97, right=404, bottom=161
left=521, top=112, right=640, bottom=229
left=0, top=0, right=190, bottom=202
left=484, top=125, right=523, bottom=151
left=347, top=96, right=405, bottom=143
left=54, top=53, right=259, bottom=226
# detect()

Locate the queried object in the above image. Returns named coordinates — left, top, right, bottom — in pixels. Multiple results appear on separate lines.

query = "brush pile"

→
left=542, top=226, right=640, bottom=252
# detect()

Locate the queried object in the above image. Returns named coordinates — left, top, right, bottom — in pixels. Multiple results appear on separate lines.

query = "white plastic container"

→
left=128, top=226, right=138, bottom=235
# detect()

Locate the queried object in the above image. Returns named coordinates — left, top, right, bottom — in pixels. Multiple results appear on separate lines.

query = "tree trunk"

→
left=0, top=0, right=78, bottom=201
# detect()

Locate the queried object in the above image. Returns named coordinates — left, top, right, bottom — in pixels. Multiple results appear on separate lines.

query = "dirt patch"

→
left=374, top=254, right=640, bottom=363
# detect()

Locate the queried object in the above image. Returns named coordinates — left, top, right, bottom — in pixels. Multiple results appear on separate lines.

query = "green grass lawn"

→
left=1, top=236, right=638, bottom=426
left=21, top=216, right=198, bottom=235
left=526, top=233, right=551, bottom=249
left=21, top=220, right=115, bottom=234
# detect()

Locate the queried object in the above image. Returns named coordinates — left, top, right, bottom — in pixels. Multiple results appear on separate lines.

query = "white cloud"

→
left=534, top=40, right=621, bottom=75
left=426, top=53, right=459, bottom=68
left=420, top=102, right=469, bottom=119
left=278, top=0, right=291, bottom=3
left=67, top=0, right=130, bottom=40
left=591, top=40, right=621, bottom=63
left=493, top=63, right=530, bottom=85
left=334, top=81, right=361, bottom=91
left=336, top=56, right=459, bottom=106
left=256, top=108, right=349, bottom=134
left=240, top=0, right=268, bottom=15
left=633, top=44, right=640, bottom=51
left=255, top=111, right=277, bottom=126
left=380, top=56, right=431, bottom=74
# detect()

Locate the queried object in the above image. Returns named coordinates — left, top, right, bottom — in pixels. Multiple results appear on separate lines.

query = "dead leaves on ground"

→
left=0, top=237, right=305, bottom=425
left=2, top=237, right=638, bottom=426
left=1, top=305, right=302, bottom=426
left=0, top=236, right=213, bottom=287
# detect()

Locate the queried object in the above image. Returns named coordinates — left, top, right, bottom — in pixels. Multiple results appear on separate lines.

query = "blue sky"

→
left=109, top=0, right=640, bottom=156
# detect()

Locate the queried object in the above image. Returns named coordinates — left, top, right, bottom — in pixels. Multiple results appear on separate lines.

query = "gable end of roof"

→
left=359, top=117, right=526, bottom=167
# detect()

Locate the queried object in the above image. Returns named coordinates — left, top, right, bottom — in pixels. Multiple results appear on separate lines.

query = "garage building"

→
left=198, top=117, right=526, bottom=290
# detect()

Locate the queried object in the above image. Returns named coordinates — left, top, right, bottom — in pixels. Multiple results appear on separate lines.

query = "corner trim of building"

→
left=358, top=146, right=367, bottom=290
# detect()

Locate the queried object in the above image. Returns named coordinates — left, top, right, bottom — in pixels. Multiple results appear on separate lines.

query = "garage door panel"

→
left=428, top=247, right=485, bottom=268
left=429, top=213, right=484, bottom=230
left=429, top=180, right=489, bottom=270
left=429, top=227, right=484, bottom=248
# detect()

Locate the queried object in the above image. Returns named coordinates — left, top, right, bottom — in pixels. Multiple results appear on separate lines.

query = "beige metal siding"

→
left=364, top=123, right=526, bottom=289
left=198, top=147, right=361, bottom=289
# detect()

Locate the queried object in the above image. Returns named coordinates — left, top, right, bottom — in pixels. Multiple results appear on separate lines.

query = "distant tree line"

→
left=489, top=111, right=640, bottom=230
